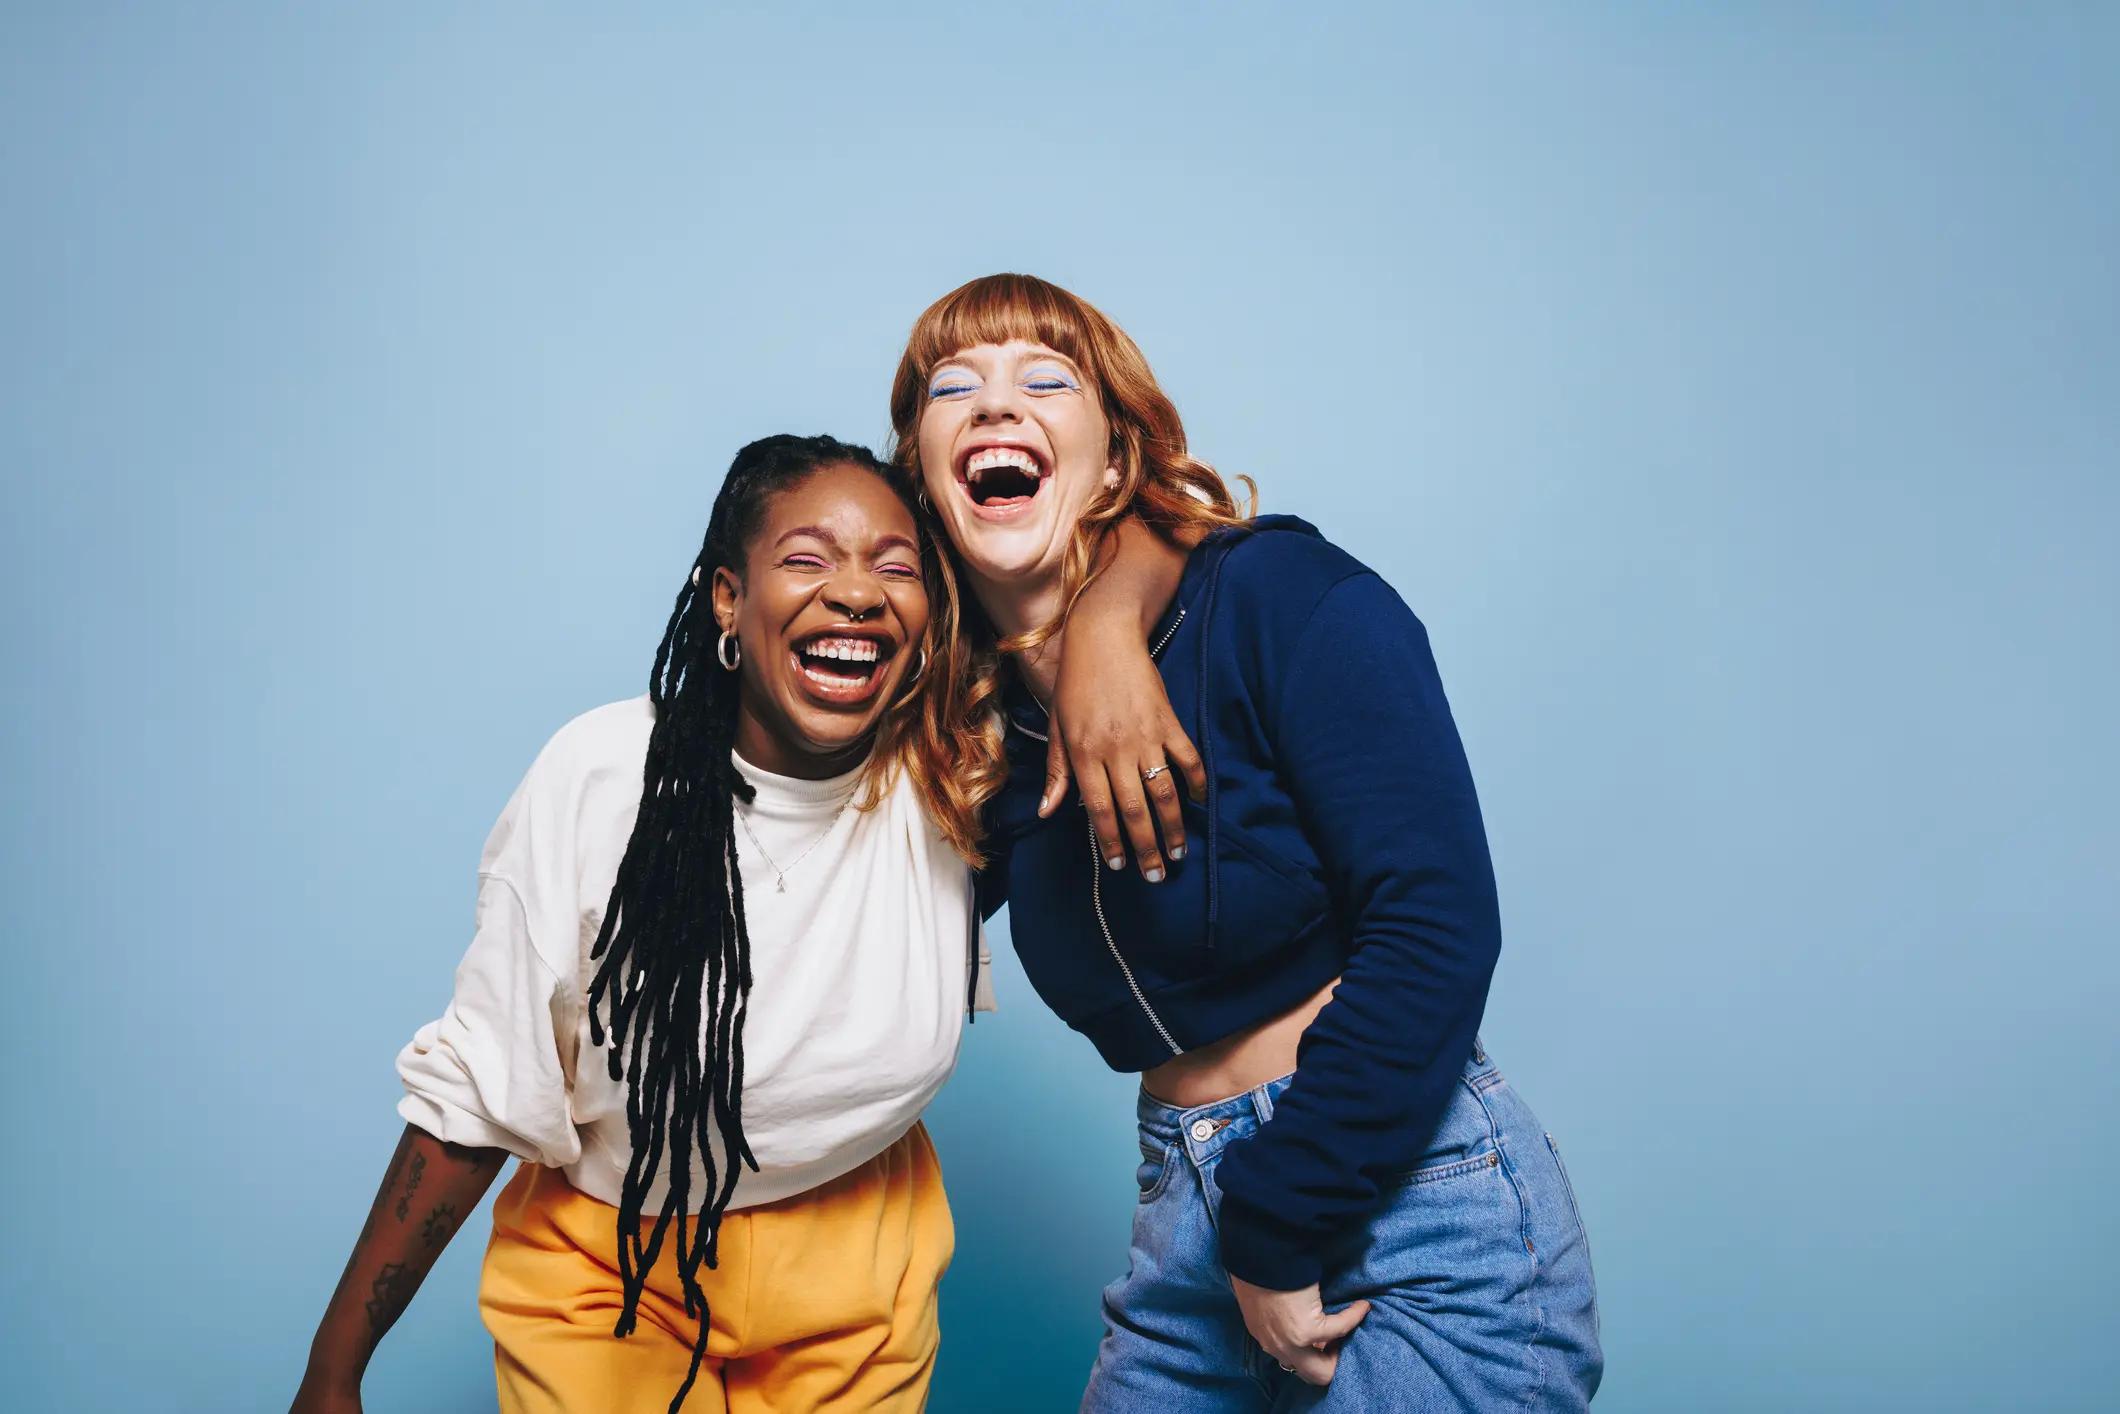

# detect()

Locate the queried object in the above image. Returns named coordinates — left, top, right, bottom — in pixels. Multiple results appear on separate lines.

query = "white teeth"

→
left=966, top=447, right=1041, bottom=478
left=802, top=637, right=880, bottom=663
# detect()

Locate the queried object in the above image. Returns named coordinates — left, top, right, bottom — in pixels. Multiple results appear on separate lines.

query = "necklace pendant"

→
left=774, top=875, right=787, bottom=892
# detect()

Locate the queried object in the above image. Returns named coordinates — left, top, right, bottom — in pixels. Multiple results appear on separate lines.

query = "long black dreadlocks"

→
left=584, top=433, right=904, bottom=1411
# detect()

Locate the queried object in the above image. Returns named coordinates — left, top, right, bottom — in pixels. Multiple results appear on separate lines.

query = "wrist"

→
left=1217, top=1196, right=1325, bottom=1291
left=304, top=1340, right=366, bottom=1393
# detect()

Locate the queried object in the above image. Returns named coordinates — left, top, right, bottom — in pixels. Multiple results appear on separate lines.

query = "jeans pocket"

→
left=1343, top=1141, right=1523, bottom=1300
left=1136, top=1141, right=1179, bottom=1203
left=1389, top=1145, right=1503, bottom=1189
left=1381, top=1074, right=1500, bottom=1189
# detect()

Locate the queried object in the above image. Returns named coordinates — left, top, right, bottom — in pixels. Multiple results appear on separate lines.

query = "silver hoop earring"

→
left=916, top=484, right=933, bottom=514
left=717, top=630, right=742, bottom=670
left=894, top=646, right=928, bottom=702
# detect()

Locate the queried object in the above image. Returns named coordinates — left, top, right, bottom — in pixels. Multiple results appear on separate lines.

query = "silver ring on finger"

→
left=1141, top=763, right=1171, bottom=783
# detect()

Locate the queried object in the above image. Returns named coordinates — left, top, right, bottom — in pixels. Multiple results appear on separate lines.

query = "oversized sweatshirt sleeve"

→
left=395, top=756, right=585, bottom=1168
left=1212, top=570, right=1502, bottom=1290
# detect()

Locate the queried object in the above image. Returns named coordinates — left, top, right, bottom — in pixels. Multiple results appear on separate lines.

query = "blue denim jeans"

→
left=1081, top=1042, right=1602, bottom=1411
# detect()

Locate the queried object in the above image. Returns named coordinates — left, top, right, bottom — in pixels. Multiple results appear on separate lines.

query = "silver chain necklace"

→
left=734, top=796, right=852, bottom=892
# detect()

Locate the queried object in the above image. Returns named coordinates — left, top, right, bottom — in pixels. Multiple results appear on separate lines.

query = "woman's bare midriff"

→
left=1141, top=977, right=1341, bottom=1109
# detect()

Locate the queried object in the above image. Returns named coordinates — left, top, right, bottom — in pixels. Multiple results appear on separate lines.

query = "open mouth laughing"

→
left=790, top=630, right=899, bottom=705
left=955, top=442, right=1050, bottom=521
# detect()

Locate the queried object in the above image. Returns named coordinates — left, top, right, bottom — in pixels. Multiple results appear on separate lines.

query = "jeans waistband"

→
left=1133, top=1036, right=1497, bottom=1165
left=1136, top=1072, right=1293, bottom=1164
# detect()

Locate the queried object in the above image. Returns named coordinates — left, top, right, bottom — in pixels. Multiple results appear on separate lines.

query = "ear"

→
left=710, top=566, right=743, bottom=635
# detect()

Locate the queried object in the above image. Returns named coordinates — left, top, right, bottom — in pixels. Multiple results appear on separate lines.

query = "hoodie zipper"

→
left=1085, top=604, right=1188, bottom=1059
left=1148, top=605, right=1187, bottom=659
left=1088, top=816, right=1184, bottom=1058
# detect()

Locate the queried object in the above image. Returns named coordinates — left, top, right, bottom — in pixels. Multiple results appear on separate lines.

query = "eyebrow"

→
left=871, top=533, right=920, bottom=558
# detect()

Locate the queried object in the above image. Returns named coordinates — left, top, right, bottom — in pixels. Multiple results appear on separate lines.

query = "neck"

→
left=969, top=563, right=1068, bottom=644
left=733, top=709, right=871, bottom=781
left=967, top=565, right=1070, bottom=707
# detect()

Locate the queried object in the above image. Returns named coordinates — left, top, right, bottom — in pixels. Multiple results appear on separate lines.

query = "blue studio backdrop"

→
left=3, top=5, right=2115, bottom=1411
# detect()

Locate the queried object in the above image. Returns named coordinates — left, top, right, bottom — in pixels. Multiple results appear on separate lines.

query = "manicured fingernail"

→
left=1144, top=867, right=1165, bottom=883
left=1169, top=845, right=1185, bottom=861
left=1107, top=855, right=1125, bottom=870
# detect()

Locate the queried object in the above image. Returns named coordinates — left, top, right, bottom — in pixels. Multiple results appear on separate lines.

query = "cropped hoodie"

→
left=979, top=516, right=1503, bottom=1290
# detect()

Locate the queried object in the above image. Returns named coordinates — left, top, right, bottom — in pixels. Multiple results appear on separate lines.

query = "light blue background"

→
left=4, top=4, right=2114, bottom=1411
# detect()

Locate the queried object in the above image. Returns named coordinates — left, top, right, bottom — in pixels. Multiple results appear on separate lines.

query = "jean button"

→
left=1189, top=1119, right=1216, bottom=1143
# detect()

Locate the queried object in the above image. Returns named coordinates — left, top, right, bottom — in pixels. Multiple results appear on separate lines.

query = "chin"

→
left=784, top=714, right=881, bottom=764
left=949, top=518, right=1063, bottom=586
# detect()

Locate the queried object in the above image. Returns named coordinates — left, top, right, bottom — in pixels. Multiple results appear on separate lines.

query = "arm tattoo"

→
left=394, top=1151, right=427, bottom=1221
left=418, top=1202, right=458, bottom=1250
left=363, top=1261, right=418, bottom=1344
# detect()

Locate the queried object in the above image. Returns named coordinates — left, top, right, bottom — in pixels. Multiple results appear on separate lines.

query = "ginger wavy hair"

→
left=886, top=273, right=1255, bottom=861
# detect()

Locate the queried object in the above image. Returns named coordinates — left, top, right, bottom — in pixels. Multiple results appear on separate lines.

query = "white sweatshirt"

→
left=397, top=696, right=992, bottom=1213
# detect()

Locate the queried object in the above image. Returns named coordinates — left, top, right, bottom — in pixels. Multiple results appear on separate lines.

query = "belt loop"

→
left=1251, top=1085, right=1275, bottom=1125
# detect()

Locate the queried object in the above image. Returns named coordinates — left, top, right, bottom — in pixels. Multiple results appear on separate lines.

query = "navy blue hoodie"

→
left=980, top=516, right=1503, bottom=1290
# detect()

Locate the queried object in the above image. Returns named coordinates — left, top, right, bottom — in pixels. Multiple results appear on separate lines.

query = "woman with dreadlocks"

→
left=291, top=432, right=1196, bottom=1413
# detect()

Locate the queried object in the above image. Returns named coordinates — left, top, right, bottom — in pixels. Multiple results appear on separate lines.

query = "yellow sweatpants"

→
left=479, top=1123, right=954, bottom=1413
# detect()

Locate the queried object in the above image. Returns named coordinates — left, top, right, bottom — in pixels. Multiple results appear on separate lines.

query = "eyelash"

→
left=785, top=553, right=920, bottom=580
left=927, top=369, right=1079, bottom=399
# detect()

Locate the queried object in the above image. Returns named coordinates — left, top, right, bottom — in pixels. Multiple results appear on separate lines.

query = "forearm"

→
left=301, top=1124, right=508, bottom=1392
left=1042, top=514, right=1207, bottom=852
left=1074, top=516, right=1187, bottom=638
